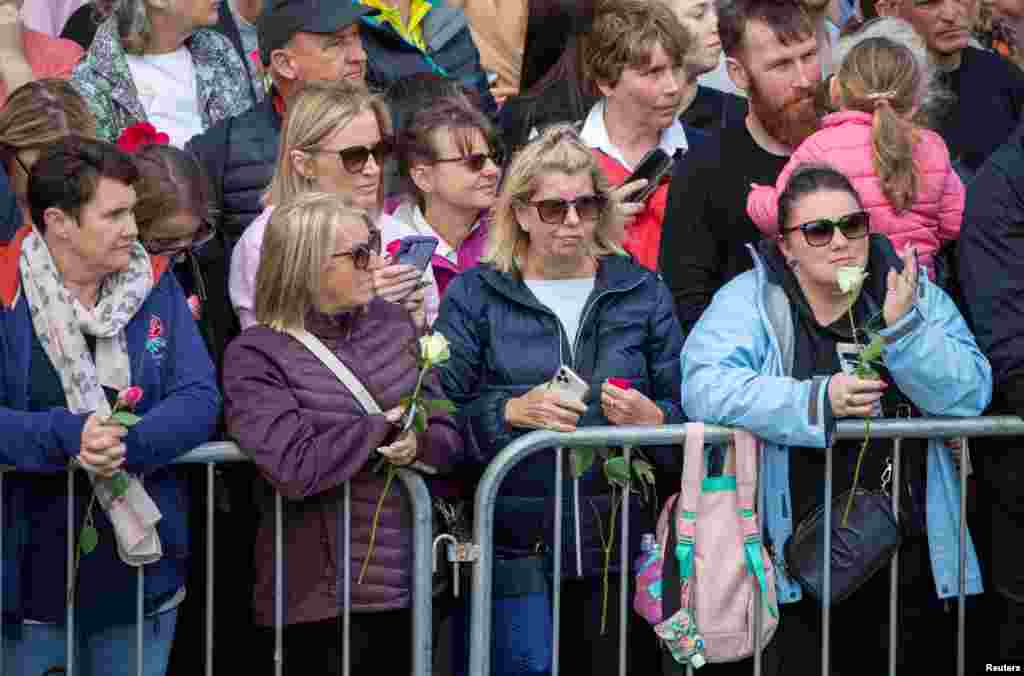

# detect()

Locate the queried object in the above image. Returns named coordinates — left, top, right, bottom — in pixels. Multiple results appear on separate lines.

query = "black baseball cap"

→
left=258, top=0, right=377, bottom=65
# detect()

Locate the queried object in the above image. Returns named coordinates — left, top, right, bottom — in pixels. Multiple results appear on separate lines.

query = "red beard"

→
left=748, top=79, right=820, bottom=149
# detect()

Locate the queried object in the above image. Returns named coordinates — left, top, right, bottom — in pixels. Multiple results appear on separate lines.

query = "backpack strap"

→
left=285, top=328, right=383, bottom=415
left=734, top=430, right=778, bottom=619
left=675, top=422, right=705, bottom=580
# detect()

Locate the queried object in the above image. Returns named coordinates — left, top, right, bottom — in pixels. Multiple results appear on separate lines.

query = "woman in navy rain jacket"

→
left=434, top=125, right=683, bottom=676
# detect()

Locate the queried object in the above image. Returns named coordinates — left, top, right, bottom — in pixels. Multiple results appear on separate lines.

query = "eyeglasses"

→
left=781, top=211, right=871, bottom=247
left=332, top=227, right=382, bottom=270
left=313, top=139, right=394, bottom=174
left=521, top=194, right=608, bottom=225
left=433, top=150, right=503, bottom=172
left=142, top=219, right=217, bottom=258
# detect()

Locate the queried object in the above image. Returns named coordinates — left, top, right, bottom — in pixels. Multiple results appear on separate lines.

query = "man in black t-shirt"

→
left=658, top=0, right=822, bottom=334
left=884, top=0, right=1024, bottom=176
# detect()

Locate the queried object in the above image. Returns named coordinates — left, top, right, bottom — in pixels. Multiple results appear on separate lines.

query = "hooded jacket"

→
left=433, top=255, right=684, bottom=577
left=0, top=226, right=221, bottom=626
left=681, top=235, right=991, bottom=603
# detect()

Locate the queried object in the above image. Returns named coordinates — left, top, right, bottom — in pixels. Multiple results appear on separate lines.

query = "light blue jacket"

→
left=680, top=239, right=992, bottom=603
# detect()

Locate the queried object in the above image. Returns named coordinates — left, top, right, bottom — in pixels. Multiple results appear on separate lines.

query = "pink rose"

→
left=117, top=386, right=144, bottom=409
left=187, top=295, right=201, bottom=320
left=115, top=123, right=170, bottom=154
left=608, top=377, right=633, bottom=391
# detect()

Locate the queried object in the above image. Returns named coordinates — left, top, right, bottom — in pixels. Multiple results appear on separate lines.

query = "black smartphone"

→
left=623, top=148, right=673, bottom=202
left=392, top=235, right=439, bottom=272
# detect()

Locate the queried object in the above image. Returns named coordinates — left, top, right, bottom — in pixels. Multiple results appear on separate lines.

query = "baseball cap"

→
left=258, top=0, right=377, bottom=65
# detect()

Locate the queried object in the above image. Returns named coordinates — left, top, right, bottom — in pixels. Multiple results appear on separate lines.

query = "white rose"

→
left=836, top=266, right=868, bottom=296
left=420, top=333, right=451, bottom=366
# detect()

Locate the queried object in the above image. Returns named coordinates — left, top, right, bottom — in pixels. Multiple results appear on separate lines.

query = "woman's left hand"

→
left=601, top=381, right=665, bottom=426
left=378, top=429, right=418, bottom=466
left=884, top=246, right=919, bottom=327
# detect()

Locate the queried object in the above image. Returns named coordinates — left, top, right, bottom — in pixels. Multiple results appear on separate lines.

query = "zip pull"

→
left=881, top=457, right=893, bottom=496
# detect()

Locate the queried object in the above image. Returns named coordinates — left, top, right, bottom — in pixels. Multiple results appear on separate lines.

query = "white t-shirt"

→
left=125, top=47, right=205, bottom=148
left=524, top=277, right=596, bottom=358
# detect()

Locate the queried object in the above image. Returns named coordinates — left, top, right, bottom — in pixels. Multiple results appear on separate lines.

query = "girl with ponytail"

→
left=746, top=34, right=963, bottom=278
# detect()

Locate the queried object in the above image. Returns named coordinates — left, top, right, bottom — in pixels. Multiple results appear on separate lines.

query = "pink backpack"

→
left=634, top=423, right=779, bottom=665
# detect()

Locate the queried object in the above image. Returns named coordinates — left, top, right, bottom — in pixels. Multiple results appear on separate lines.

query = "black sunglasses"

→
left=433, top=150, right=503, bottom=173
left=315, top=139, right=394, bottom=174
left=332, top=227, right=382, bottom=270
left=522, top=194, right=608, bottom=225
left=142, top=220, right=217, bottom=258
left=781, top=211, right=870, bottom=247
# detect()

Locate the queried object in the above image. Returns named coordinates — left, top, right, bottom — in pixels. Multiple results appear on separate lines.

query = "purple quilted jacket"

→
left=223, top=301, right=464, bottom=625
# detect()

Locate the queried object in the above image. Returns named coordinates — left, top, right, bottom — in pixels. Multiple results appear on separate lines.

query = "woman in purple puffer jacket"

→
left=222, top=192, right=464, bottom=675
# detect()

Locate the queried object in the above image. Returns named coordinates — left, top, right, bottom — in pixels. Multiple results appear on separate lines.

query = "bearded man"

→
left=659, top=0, right=821, bottom=333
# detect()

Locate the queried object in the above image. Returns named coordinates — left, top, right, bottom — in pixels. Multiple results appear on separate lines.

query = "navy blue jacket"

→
left=0, top=233, right=221, bottom=626
left=958, top=122, right=1024, bottom=415
left=434, top=255, right=684, bottom=577
left=359, top=0, right=498, bottom=119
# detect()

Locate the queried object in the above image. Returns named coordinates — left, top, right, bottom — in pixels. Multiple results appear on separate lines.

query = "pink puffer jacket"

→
left=747, top=111, right=964, bottom=276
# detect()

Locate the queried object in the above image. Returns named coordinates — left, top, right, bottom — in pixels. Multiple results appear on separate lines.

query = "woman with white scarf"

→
left=0, top=135, right=220, bottom=675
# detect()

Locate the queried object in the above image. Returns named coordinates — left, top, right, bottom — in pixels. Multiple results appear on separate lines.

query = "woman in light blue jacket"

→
left=679, top=164, right=991, bottom=675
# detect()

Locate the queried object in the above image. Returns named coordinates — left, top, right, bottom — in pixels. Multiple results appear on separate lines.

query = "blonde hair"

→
left=0, top=80, right=97, bottom=152
left=483, top=124, right=623, bottom=274
left=253, top=192, right=373, bottom=331
left=836, top=36, right=922, bottom=212
left=264, top=81, right=392, bottom=208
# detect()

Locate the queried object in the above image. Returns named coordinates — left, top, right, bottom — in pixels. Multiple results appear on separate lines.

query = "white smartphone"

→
left=547, top=365, right=589, bottom=403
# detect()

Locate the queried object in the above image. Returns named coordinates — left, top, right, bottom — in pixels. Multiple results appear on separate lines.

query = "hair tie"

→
left=866, top=90, right=897, bottom=111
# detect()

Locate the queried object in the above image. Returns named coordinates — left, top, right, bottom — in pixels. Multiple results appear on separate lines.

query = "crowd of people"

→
left=0, top=0, right=1022, bottom=674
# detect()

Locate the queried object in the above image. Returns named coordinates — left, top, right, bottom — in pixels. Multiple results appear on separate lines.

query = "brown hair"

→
left=718, top=0, right=814, bottom=59
left=132, top=144, right=214, bottom=238
left=397, top=95, right=500, bottom=206
left=0, top=80, right=97, bottom=155
left=836, top=36, right=921, bottom=211
left=582, top=0, right=690, bottom=88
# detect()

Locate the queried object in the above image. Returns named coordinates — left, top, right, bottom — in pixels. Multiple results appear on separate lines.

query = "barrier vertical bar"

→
left=821, top=445, right=832, bottom=676
left=274, top=490, right=283, bottom=676
left=958, top=437, right=969, bottom=676
left=753, top=439, right=765, bottom=676
left=206, top=463, right=215, bottom=676
left=342, top=480, right=351, bottom=676
left=618, top=445, right=631, bottom=676
left=552, top=447, right=564, bottom=676
left=67, top=468, right=75, bottom=676
left=888, top=438, right=902, bottom=676
left=137, top=564, right=144, bottom=676
left=395, top=468, right=434, bottom=676
left=0, top=472, right=4, bottom=676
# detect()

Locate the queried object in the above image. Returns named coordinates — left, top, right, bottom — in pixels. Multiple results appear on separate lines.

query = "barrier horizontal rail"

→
left=0, top=442, right=434, bottom=676
left=468, top=417, right=1024, bottom=676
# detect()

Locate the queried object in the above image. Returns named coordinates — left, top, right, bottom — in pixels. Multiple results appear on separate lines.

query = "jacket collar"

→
left=820, top=110, right=874, bottom=129
left=0, top=225, right=170, bottom=309
left=477, top=254, right=648, bottom=311
left=361, top=0, right=467, bottom=51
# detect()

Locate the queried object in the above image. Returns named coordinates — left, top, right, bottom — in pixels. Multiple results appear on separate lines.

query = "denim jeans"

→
left=2, top=606, right=178, bottom=676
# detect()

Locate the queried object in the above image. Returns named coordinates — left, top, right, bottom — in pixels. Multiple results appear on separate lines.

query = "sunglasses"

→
left=433, top=150, right=504, bottom=172
left=142, top=220, right=217, bottom=258
left=315, top=139, right=394, bottom=174
left=522, top=194, right=608, bottom=225
left=781, top=211, right=870, bottom=247
left=332, top=227, right=382, bottom=270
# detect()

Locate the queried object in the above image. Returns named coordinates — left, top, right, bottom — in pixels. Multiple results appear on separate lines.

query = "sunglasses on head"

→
left=522, top=194, right=608, bottom=225
left=332, top=227, right=382, bottom=270
left=433, top=149, right=504, bottom=173
left=315, top=139, right=394, bottom=174
left=781, top=211, right=870, bottom=247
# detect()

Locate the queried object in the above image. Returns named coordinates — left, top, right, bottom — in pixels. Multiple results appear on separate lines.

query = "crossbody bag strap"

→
left=286, top=328, right=383, bottom=414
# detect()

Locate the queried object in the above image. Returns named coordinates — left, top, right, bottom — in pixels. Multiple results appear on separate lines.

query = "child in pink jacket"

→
left=747, top=36, right=963, bottom=277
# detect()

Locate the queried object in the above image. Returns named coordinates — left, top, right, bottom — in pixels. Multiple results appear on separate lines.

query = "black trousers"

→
left=254, top=609, right=412, bottom=675
left=663, top=537, right=956, bottom=675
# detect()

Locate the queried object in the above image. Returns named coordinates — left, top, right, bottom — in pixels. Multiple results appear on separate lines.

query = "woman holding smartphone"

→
left=229, top=80, right=436, bottom=332
left=433, top=125, right=684, bottom=676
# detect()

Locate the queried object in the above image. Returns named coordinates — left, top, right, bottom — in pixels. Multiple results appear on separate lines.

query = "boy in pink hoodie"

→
left=747, top=36, right=963, bottom=277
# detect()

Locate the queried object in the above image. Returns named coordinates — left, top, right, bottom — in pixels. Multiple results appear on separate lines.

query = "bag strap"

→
left=734, top=430, right=758, bottom=514
left=286, top=329, right=383, bottom=415
left=675, top=422, right=705, bottom=579
left=733, top=430, right=778, bottom=619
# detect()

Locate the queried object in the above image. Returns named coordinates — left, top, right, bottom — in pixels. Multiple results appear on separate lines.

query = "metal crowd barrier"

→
left=0, top=441, right=435, bottom=676
left=467, top=417, right=1024, bottom=676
